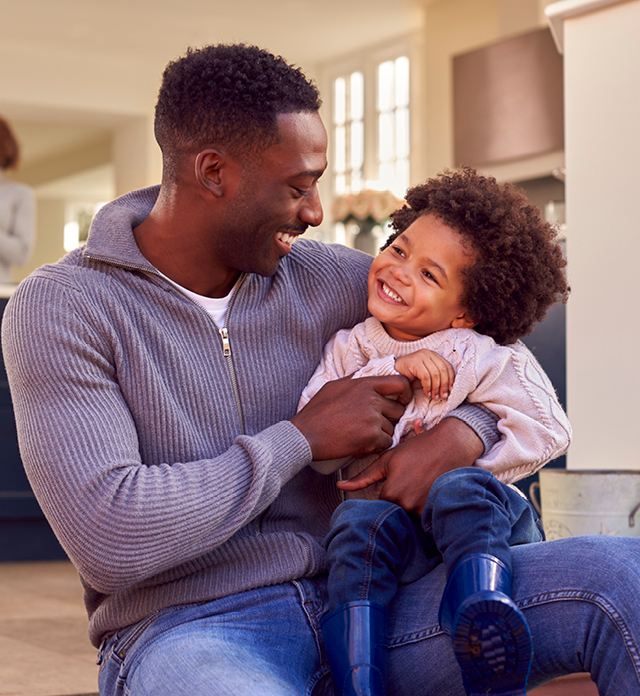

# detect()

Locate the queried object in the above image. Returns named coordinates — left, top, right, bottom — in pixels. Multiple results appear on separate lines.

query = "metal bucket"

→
left=529, top=470, right=640, bottom=540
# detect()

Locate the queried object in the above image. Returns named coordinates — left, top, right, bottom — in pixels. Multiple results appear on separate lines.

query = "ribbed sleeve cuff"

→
left=444, top=403, right=500, bottom=456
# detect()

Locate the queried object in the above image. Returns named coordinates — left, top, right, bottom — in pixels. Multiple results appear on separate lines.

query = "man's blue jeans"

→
left=98, top=543, right=640, bottom=695
left=324, top=468, right=543, bottom=610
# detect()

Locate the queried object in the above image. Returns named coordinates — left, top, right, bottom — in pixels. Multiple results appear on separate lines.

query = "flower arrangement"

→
left=331, top=189, right=405, bottom=224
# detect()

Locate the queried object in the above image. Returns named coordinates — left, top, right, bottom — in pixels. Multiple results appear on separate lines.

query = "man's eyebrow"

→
left=293, top=166, right=327, bottom=180
left=400, top=232, right=448, bottom=281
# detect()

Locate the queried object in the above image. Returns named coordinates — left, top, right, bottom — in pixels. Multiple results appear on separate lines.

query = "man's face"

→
left=216, top=111, right=327, bottom=278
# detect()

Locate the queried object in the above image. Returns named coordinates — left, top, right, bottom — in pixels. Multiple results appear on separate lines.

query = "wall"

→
left=12, top=199, right=66, bottom=283
left=420, top=0, right=552, bottom=179
left=558, top=0, right=640, bottom=470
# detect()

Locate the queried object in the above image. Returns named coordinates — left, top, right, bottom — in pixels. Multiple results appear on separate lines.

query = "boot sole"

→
left=451, top=594, right=532, bottom=696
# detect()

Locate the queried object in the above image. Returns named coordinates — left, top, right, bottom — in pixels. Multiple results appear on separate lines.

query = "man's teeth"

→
left=382, top=282, right=404, bottom=303
left=275, top=232, right=297, bottom=246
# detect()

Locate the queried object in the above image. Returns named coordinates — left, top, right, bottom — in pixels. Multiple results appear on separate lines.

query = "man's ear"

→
left=194, top=149, right=226, bottom=197
left=451, top=312, right=476, bottom=330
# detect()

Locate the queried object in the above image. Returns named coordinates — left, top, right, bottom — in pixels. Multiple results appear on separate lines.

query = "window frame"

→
left=318, top=34, right=423, bottom=244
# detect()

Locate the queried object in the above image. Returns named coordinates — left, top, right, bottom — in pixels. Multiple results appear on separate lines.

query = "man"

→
left=4, top=44, right=640, bottom=696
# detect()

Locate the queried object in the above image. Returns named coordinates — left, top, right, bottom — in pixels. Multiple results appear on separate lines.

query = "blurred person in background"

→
left=0, top=116, right=35, bottom=283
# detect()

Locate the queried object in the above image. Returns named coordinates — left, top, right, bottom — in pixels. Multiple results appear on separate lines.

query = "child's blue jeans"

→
left=324, top=467, right=543, bottom=610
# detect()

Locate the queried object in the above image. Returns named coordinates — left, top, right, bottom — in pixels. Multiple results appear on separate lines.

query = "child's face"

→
left=367, top=213, right=476, bottom=342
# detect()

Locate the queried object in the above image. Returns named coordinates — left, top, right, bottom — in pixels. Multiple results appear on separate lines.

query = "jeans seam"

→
left=361, top=505, right=403, bottom=602
left=388, top=623, right=445, bottom=648
left=516, top=589, right=640, bottom=683
left=291, top=580, right=331, bottom=696
left=388, top=586, right=640, bottom=686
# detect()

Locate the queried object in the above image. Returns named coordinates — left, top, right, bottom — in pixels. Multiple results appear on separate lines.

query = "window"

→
left=333, top=72, right=365, bottom=195
left=377, top=56, right=410, bottom=198
left=63, top=201, right=106, bottom=252
left=322, top=40, right=413, bottom=247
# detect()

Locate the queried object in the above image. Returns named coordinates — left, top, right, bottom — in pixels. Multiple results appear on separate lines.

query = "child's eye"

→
left=391, top=245, right=405, bottom=257
left=422, top=270, right=435, bottom=281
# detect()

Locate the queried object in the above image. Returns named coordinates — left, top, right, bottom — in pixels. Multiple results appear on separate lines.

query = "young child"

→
left=297, top=167, right=570, bottom=696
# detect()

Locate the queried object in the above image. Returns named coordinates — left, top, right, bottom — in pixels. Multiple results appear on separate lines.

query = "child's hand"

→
left=337, top=457, right=386, bottom=492
left=395, top=350, right=455, bottom=400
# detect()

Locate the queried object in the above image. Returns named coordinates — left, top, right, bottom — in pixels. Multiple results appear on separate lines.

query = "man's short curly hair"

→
left=154, top=44, right=321, bottom=180
left=385, top=167, right=569, bottom=345
left=0, top=116, right=19, bottom=171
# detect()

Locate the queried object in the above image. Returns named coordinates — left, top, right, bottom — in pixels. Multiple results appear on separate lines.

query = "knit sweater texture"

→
left=299, top=317, right=571, bottom=486
left=2, top=186, right=499, bottom=647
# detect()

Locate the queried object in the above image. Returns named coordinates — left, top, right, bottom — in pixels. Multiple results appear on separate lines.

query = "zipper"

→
left=85, top=252, right=248, bottom=434
left=217, top=279, right=247, bottom=436
left=217, top=324, right=246, bottom=434
left=86, top=254, right=255, bottom=527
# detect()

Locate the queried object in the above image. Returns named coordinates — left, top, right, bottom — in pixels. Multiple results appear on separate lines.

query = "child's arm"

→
left=465, top=339, right=571, bottom=482
left=341, top=335, right=571, bottom=489
left=395, top=349, right=455, bottom=401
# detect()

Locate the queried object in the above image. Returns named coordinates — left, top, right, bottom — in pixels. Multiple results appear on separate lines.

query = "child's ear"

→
left=450, top=312, right=476, bottom=330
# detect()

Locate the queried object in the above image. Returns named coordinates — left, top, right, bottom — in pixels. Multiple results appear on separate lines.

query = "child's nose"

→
left=390, top=264, right=410, bottom=284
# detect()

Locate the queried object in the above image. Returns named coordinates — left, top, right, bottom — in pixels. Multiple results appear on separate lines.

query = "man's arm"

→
left=291, top=374, right=412, bottom=460
left=338, top=412, right=488, bottom=516
left=2, top=275, right=412, bottom=594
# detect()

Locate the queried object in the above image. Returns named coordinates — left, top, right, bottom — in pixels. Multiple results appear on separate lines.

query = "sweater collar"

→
left=82, top=186, right=160, bottom=271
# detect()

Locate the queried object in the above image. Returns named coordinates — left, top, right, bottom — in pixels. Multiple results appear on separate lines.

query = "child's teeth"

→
left=383, top=283, right=402, bottom=302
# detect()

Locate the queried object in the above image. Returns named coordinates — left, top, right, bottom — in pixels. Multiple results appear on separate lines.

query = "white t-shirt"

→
left=158, top=272, right=236, bottom=327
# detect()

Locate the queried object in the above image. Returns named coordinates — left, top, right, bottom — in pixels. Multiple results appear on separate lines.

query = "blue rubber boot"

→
left=320, top=600, right=388, bottom=696
left=439, top=554, right=533, bottom=696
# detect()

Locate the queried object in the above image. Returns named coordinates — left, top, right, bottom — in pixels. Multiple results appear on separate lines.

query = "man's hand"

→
left=337, top=417, right=484, bottom=516
left=395, top=349, right=455, bottom=401
left=290, top=375, right=413, bottom=461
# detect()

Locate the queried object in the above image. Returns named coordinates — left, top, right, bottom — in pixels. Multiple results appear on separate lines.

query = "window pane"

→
left=334, top=221, right=347, bottom=245
left=334, top=78, right=346, bottom=124
left=395, top=159, right=409, bottom=198
left=350, top=72, right=364, bottom=120
left=395, top=56, right=410, bottom=107
left=350, top=170, right=364, bottom=193
left=395, top=108, right=409, bottom=158
left=378, top=61, right=394, bottom=112
left=379, top=112, right=394, bottom=162
left=379, top=162, right=395, bottom=191
left=334, top=126, right=345, bottom=172
left=350, top=120, right=364, bottom=169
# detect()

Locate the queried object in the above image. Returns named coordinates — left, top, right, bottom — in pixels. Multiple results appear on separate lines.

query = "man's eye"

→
left=293, top=187, right=310, bottom=196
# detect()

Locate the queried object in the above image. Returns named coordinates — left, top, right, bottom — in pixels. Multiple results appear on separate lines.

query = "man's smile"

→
left=275, top=230, right=300, bottom=247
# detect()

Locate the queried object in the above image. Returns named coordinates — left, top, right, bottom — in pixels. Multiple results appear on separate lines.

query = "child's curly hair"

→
left=385, top=167, right=569, bottom=345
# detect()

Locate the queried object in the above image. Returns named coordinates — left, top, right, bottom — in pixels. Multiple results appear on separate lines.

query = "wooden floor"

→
left=0, top=561, right=599, bottom=696
left=530, top=672, right=598, bottom=695
left=0, top=561, right=98, bottom=696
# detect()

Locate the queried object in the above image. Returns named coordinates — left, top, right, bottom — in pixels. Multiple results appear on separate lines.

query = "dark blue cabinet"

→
left=0, top=294, right=66, bottom=561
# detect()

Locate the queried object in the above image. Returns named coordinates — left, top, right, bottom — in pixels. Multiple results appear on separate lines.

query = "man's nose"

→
left=299, top=188, right=323, bottom=227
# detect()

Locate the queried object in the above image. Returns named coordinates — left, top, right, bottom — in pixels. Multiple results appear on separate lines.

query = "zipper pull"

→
left=219, top=327, right=231, bottom=357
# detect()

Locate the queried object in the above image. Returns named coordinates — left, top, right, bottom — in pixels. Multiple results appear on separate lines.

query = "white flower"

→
left=332, top=189, right=405, bottom=223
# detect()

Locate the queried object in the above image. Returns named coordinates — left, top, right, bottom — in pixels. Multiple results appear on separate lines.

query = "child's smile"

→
left=367, top=213, right=476, bottom=342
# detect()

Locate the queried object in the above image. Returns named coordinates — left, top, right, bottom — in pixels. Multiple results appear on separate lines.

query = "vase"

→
left=353, top=219, right=379, bottom=256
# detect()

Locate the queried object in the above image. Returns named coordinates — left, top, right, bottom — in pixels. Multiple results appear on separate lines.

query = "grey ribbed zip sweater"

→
left=2, top=186, right=497, bottom=647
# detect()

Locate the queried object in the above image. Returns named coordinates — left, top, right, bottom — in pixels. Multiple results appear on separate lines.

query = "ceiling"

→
left=2, top=0, right=427, bottom=198
left=3, top=0, right=425, bottom=68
